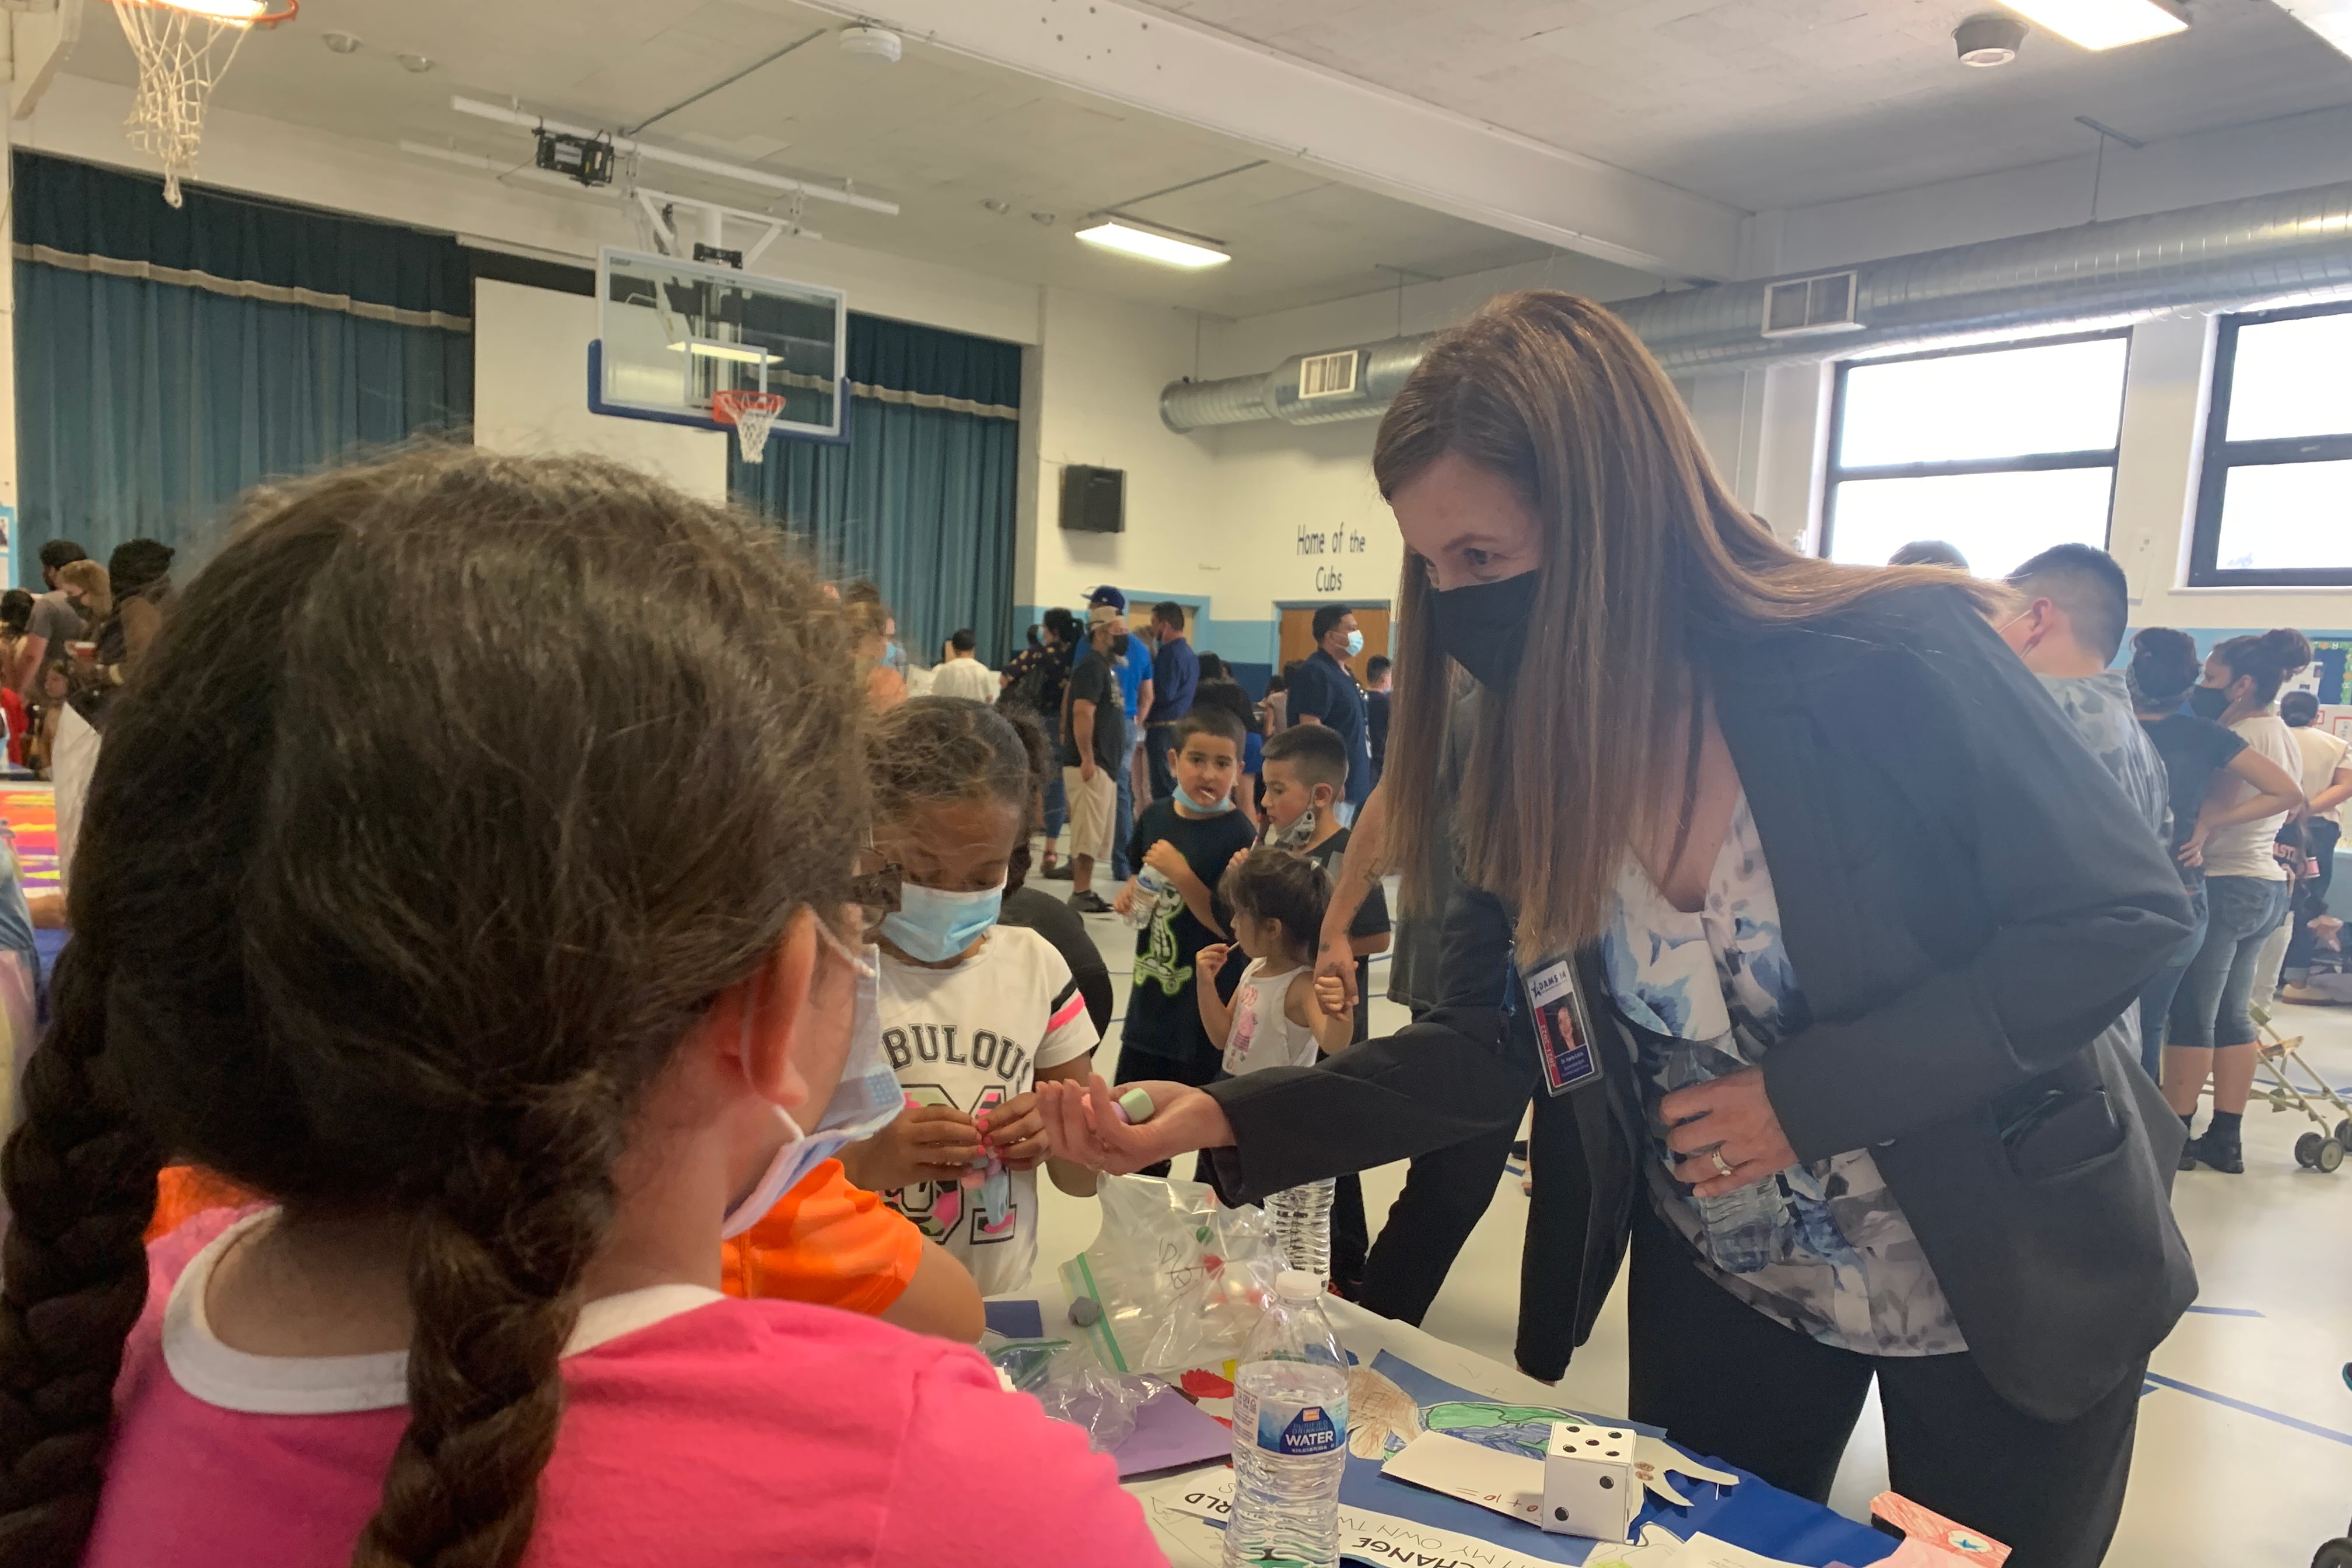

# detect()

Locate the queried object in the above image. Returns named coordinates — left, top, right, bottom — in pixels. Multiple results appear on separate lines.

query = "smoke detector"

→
left=840, top=24, right=904, bottom=62
left=1955, top=13, right=2027, bottom=65
left=323, top=30, right=362, bottom=54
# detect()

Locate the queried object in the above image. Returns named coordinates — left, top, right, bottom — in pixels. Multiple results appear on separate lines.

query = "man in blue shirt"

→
left=1143, top=601, right=1199, bottom=803
left=1083, top=587, right=1153, bottom=880
left=1284, top=603, right=1373, bottom=821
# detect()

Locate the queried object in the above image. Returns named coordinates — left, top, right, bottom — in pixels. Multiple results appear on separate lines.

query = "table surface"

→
left=1126, top=1289, right=1584, bottom=1567
left=1007, top=1275, right=1896, bottom=1568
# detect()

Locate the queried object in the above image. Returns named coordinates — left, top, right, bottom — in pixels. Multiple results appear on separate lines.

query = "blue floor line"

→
left=2182, top=1304, right=2267, bottom=1318
left=2140, top=1372, right=2352, bottom=1446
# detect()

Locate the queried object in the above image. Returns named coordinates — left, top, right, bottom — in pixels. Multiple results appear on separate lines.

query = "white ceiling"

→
left=1136, top=0, right=2352, bottom=211
left=53, top=0, right=1561, bottom=318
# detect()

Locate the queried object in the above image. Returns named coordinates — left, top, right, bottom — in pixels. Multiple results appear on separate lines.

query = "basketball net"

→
left=111, top=1, right=295, bottom=208
left=713, top=390, right=788, bottom=465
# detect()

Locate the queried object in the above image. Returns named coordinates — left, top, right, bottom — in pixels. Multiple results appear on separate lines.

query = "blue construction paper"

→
left=1342, top=1352, right=1895, bottom=1567
left=983, top=1298, right=1045, bottom=1340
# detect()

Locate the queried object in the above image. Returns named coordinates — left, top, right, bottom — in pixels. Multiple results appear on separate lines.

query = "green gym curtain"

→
left=730, top=313, right=1021, bottom=666
left=10, top=150, right=473, bottom=573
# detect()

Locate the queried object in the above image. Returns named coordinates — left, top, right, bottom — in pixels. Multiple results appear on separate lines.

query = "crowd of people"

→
left=2, top=289, right=2346, bottom=1568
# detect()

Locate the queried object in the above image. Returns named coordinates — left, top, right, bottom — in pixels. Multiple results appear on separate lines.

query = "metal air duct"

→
left=1159, top=176, right=2352, bottom=432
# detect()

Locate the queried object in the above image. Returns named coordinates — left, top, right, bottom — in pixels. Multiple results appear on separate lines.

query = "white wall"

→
left=1682, top=105, right=2352, bottom=635
left=473, top=281, right=728, bottom=501
left=1026, top=287, right=1223, bottom=614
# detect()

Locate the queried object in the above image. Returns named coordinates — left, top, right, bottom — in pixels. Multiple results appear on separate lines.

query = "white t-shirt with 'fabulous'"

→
left=878, top=925, right=1097, bottom=1296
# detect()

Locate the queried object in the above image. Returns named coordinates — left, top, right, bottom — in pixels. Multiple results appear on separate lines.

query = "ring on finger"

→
left=1708, top=1149, right=1734, bottom=1179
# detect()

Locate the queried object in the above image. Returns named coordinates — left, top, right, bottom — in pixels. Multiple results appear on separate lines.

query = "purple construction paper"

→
left=1114, top=1388, right=1234, bottom=1478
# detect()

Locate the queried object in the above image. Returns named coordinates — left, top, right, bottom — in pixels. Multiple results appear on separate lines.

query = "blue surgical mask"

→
left=1175, top=783, right=1234, bottom=815
left=722, top=925, right=904, bottom=1238
left=1343, top=629, right=1365, bottom=659
left=880, top=878, right=1004, bottom=964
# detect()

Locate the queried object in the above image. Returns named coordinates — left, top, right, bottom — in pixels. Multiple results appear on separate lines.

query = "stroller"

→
left=2248, top=996, right=2352, bottom=1173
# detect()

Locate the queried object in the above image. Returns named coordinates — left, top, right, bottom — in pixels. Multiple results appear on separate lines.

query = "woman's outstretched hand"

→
left=1036, top=1074, right=1235, bottom=1175
left=1659, top=1067, right=1799, bottom=1198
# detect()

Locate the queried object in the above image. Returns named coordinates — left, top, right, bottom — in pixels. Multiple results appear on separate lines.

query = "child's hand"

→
left=1196, top=943, right=1232, bottom=986
left=1314, top=974, right=1350, bottom=1020
left=977, top=1094, right=1050, bottom=1171
left=1112, top=880, right=1137, bottom=918
left=1226, top=846, right=1250, bottom=881
left=849, top=1104, right=984, bottom=1194
left=1143, top=840, right=1186, bottom=879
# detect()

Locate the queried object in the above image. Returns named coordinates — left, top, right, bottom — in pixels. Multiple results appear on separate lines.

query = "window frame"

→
left=1819, top=327, right=2130, bottom=566
left=2189, top=299, right=2352, bottom=589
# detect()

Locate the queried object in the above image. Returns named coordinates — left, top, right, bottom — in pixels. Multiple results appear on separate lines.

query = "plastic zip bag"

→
left=1058, top=1173, right=1286, bottom=1377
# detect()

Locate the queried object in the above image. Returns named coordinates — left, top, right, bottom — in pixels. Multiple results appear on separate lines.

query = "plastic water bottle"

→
left=1227, top=1270, right=1348, bottom=1568
left=1130, top=864, right=1174, bottom=929
left=1265, top=1180, right=1336, bottom=1279
left=1693, top=1167, right=1783, bottom=1275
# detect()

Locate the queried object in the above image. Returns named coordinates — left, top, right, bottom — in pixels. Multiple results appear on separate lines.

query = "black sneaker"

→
left=2186, top=1132, right=2245, bottom=1174
left=1068, top=890, right=1112, bottom=915
left=1040, top=860, right=1074, bottom=881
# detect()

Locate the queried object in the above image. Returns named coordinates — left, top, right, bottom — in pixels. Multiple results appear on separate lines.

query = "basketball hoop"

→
left=712, top=388, right=788, bottom=464
left=108, top=0, right=299, bottom=208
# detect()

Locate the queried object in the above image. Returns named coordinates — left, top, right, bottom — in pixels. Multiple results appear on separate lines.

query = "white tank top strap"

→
left=1220, top=957, right=1318, bottom=1076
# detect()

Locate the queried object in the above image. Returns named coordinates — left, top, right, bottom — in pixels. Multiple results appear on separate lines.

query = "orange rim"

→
left=108, top=0, right=299, bottom=26
left=712, top=389, right=787, bottom=424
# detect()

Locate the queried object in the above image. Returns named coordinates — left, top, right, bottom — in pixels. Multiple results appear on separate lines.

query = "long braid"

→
left=0, top=942, right=162, bottom=1564
left=354, top=1096, right=620, bottom=1568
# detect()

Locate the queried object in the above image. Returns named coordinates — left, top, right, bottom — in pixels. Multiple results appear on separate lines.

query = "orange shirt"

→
left=147, top=1160, right=921, bottom=1318
left=719, top=1158, right=923, bottom=1314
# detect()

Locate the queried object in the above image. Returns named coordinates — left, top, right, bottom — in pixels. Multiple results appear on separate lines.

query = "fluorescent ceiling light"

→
left=1999, top=0, right=2185, bottom=50
left=1076, top=218, right=1230, bottom=270
left=668, top=338, right=775, bottom=365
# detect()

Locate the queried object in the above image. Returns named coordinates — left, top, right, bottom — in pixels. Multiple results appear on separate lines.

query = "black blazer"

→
left=1204, top=584, right=2197, bottom=1423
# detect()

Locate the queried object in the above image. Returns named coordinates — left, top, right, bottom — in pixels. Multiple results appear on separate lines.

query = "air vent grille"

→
left=1762, top=271, right=1862, bottom=337
left=1298, top=348, right=1362, bottom=399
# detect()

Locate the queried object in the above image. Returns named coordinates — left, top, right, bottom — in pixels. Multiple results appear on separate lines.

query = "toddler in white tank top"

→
left=1197, top=846, right=1354, bottom=1079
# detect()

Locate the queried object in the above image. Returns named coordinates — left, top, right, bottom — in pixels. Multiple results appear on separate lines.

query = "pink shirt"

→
left=88, top=1211, right=1166, bottom=1568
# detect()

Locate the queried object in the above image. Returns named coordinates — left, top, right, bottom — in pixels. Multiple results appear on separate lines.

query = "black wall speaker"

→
left=1060, top=465, right=1125, bottom=534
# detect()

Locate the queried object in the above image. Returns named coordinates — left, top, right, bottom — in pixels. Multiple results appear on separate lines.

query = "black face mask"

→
left=1426, top=570, right=1539, bottom=692
left=2188, top=684, right=2232, bottom=721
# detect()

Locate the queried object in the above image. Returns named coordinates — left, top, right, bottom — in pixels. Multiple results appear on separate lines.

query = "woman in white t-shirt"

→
left=2165, top=628, right=2312, bottom=1174
left=2278, top=692, right=2352, bottom=986
left=841, top=696, right=1100, bottom=1296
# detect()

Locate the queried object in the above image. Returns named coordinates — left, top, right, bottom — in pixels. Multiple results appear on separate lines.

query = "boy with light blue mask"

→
left=1106, top=706, right=1259, bottom=1159
left=841, top=696, right=1101, bottom=1296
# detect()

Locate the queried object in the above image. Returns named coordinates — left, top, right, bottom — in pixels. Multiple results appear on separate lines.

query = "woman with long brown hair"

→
left=1045, top=291, right=2194, bottom=1566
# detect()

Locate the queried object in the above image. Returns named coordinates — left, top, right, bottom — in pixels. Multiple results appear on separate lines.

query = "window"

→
left=2190, top=301, right=2352, bottom=587
left=1821, top=332, right=2130, bottom=579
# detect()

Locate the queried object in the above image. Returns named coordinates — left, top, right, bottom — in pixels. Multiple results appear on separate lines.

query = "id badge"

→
left=1522, top=958, right=1603, bottom=1097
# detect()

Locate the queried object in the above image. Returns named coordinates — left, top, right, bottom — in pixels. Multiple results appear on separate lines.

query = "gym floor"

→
left=1028, top=904, right=2352, bottom=1564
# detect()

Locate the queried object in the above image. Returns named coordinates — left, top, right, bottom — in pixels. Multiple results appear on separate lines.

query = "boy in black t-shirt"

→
left=1257, top=725, right=1391, bottom=1038
left=1250, top=723, right=1390, bottom=1292
left=1111, top=708, right=1256, bottom=1151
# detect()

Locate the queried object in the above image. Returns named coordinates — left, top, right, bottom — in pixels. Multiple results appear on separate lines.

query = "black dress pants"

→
left=1626, top=1202, right=2141, bottom=1568
left=1353, top=1116, right=1521, bottom=1324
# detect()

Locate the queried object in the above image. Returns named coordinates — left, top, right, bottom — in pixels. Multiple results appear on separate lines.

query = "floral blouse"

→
left=1601, top=793, right=1966, bottom=1357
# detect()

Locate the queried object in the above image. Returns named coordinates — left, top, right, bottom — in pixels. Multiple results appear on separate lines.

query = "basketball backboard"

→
left=589, top=247, right=847, bottom=447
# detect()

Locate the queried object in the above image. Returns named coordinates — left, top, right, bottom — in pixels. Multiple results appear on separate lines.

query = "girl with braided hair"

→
left=0, top=450, right=1159, bottom=1568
